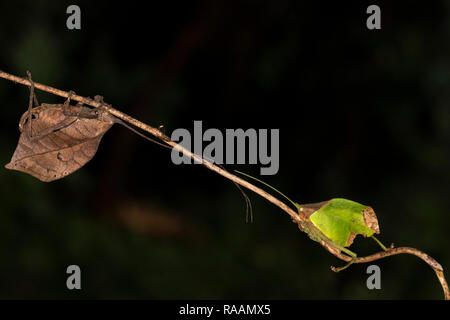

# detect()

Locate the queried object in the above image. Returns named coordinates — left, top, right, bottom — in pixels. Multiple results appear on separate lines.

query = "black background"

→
left=0, top=1, right=449, bottom=299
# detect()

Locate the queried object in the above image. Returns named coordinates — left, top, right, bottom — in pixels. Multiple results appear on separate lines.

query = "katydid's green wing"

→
left=297, top=198, right=380, bottom=247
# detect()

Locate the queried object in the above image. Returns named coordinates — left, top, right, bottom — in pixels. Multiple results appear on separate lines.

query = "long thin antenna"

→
left=234, top=170, right=298, bottom=209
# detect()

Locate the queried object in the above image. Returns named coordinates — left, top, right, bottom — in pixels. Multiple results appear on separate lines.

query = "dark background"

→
left=0, top=1, right=449, bottom=299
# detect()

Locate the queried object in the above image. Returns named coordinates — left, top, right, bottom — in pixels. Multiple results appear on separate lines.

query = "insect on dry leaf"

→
left=4, top=71, right=253, bottom=221
left=5, top=73, right=116, bottom=182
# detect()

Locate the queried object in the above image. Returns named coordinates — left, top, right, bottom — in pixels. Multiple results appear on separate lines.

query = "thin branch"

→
left=1, top=70, right=448, bottom=299
left=0, top=70, right=300, bottom=220
left=331, top=246, right=449, bottom=299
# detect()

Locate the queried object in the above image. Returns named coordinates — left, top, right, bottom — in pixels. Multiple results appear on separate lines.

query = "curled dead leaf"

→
left=363, top=207, right=380, bottom=234
left=5, top=103, right=115, bottom=182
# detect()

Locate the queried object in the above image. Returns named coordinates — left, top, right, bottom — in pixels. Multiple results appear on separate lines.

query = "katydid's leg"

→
left=371, top=235, right=387, bottom=251
left=26, top=71, right=39, bottom=107
left=331, top=257, right=357, bottom=272
left=331, top=241, right=357, bottom=258
left=33, top=91, right=39, bottom=107
left=64, top=90, right=75, bottom=108
left=29, top=118, right=78, bottom=142
left=330, top=242, right=357, bottom=272
left=94, top=95, right=109, bottom=114
left=22, top=78, right=81, bottom=141
left=341, top=247, right=357, bottom=257
left=94, top=95, right=105, bottom=106
left=26, top=71, right=38, bottom=139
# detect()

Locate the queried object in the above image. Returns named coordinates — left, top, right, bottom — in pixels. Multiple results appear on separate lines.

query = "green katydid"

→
left=235, top=170, right=387, bottom=271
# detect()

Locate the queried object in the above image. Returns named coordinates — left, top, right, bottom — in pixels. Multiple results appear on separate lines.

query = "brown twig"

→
left=0, top=71, right=299, bottom=218
left=332, top=246, right=449, bottom=299
left=1, top=70, right=448, bottom=300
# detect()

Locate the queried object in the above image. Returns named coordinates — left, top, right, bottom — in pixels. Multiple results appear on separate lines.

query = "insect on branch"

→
left=0, top=70, right=448, bottom=300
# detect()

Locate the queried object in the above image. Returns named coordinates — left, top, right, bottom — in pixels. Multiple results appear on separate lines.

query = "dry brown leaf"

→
left=5, top=103, right=115, bottom=182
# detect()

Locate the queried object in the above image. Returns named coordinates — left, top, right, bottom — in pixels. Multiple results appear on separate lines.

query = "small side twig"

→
left=1, top=70, right=448, bottom=299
